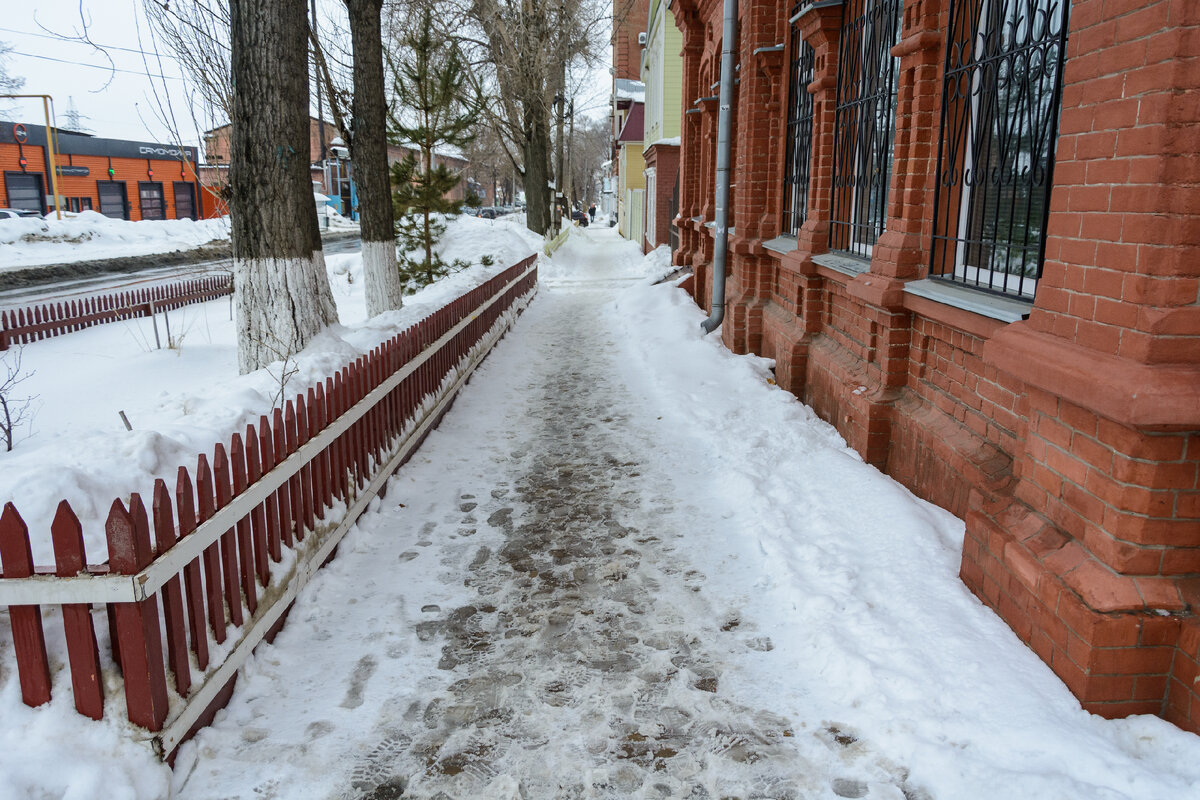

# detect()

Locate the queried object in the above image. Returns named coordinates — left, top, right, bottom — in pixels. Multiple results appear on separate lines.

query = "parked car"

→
left=571, top=209, right=589, bottom=227
left=477, top=207, right=498, bottom=219
left=459, top=206, right=479, bottom=217
left=0, top=208, right=40, bottom=219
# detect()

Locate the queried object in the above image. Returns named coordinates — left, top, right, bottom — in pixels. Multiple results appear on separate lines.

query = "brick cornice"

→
left=985, top=323, right=1200, bottom=430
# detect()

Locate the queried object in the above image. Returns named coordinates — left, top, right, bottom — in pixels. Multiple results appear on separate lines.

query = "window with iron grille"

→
left=930, top=0, right=1070, bottom=299
left=782, top=6, right=816, bottom=237
left=830, top=0, right=903, bottom=258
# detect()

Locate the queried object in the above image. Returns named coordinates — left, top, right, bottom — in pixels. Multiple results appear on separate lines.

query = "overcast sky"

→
left=2, top=1, right=613, bottom=155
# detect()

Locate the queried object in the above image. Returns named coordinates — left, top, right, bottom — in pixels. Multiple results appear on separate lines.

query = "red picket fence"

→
left=0, top=254, right=538, bottom=758
left=0, top=274, right=233, bottom=350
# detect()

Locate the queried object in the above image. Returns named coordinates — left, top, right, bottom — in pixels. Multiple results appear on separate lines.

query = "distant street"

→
left=0, top=235, right=362, bottom=310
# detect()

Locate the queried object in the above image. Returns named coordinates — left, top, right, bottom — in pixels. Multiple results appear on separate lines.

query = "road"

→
left=0, top=235, right=362, bottom=310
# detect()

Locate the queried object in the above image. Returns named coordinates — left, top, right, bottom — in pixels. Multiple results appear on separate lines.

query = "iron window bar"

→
left=783, top=7, right=816, bottom=238
left=929, top=0, right=1071, bottom=301
left=829, top=0, right=903, bottom=259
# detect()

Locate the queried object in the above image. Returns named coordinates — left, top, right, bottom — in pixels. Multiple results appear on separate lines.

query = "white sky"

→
left=2, top=1, right=614, bottom=153
left=2, top=1, right=200, bottom=145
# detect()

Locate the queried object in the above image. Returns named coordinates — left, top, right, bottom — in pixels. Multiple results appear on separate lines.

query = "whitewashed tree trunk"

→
left=230, top=0, right=338, bottom=374
left=347, top=0, right=404, bottom=317
left=235, top=253, right=339, bottom=371
left=361, top=240, right=402, bottom=317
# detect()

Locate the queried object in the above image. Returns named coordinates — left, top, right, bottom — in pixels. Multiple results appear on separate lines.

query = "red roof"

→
left=616, top=103, right=644, bottom=144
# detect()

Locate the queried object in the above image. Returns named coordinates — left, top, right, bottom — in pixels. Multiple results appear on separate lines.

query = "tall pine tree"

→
left=389, top=11, right=481, bottom=290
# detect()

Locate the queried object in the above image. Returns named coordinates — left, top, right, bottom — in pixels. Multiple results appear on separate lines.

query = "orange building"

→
left=0, top=122, right=202, bottom=220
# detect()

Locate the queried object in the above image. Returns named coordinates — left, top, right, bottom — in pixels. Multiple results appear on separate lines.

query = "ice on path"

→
left=172, top=231, right=917, bottom=799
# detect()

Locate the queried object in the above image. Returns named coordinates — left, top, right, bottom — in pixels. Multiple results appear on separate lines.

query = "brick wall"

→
left=643, top=144, right=679, bottom=252
left=674, top=0, right=1200, bottom=733
left=1, top=143, right=200, bottom=221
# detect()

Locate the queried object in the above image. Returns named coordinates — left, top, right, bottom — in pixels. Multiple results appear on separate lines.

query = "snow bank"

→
left=0, top=214, right=540, bottom=799
left=608, top=240, right=1200, bottom=800
left=0, top=214, right=540, bottom=564
left=0, top=211, right=233, bottom=270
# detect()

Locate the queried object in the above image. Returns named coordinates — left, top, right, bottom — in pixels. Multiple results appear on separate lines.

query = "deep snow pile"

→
left=0, top=211, right=234, bottom=269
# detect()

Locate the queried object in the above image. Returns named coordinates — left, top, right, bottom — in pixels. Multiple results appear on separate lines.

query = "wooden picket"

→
left=0, top=254, right=537, bottom=759
left=0, top=274, right=233, bottom=350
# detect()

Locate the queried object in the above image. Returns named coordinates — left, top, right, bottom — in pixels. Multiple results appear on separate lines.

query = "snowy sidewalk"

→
left=170, top=228, right=1200, bottom=800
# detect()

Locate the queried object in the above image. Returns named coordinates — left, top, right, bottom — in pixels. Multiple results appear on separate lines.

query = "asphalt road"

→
left=0, top=234, right=362, bottom=310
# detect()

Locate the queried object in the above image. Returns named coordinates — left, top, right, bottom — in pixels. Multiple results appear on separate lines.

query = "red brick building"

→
left=0, top=122, right=202, bottom=220
left=673, top=0, right=1200, bottom=732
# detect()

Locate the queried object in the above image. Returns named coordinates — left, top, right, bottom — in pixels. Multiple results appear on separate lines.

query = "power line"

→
left=0, top=25, right=182, bottom=61
left=9, top=49, right=186, bottom=82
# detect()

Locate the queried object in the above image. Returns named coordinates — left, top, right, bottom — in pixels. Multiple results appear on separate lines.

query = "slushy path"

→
left=171, top=228, right=916, bottom=800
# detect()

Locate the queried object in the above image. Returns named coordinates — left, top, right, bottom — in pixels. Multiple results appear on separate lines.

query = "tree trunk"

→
left=346, top=0, right=403, bottom=317
left=524, top=109, right=551, bottom=235
left=230, top=0, right=338, bottom=374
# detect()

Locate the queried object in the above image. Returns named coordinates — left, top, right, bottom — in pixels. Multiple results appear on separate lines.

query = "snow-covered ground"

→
left=0, top=214, right=541, bottom=562
left=0, top=211, right=235, bottom=270
left=2, top=224, right=1198, bottom=799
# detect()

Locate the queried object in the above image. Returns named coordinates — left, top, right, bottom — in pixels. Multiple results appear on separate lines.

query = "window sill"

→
left=903, top=279, right=1030, bottom=324
left=763, top=235, right=797, bottom=255
left=812, top=252, right=869, bottom=277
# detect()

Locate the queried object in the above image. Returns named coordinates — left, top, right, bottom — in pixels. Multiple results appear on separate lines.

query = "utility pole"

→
left=565, top=99, right=575, bottom=214
left=552, top=0, right=566, bottom=234
left=312, top=1, right=327, bottom=165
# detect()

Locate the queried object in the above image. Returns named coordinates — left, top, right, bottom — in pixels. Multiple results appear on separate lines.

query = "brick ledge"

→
left=984, top=323, right=1200, bottom=429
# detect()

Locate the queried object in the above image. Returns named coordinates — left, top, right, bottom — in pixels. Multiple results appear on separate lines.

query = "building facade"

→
left=640, top=0, right=684, bottom=253
left=616, top=96, right=647, bottom=243
left=612, top=0, right=652, bottom=238
left=0, top=122, right=202, bottom=221
left=673, top=0, right=1200, bottom=733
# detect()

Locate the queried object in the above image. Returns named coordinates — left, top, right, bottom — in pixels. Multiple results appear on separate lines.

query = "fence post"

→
left=195, top=455, right=227, bottom=644
left=229, top=434, right=258, bottom=616
left=212, top=443, right=244, bottom=628
left=50, top=501, right=104, bottom=719
left=106, top=497, right=170, bottom=731
left=152, top=480, right=191, bottom=699
left=175, top=467, right=210, bottom=670
left=0, top=503, right=51, bottom=707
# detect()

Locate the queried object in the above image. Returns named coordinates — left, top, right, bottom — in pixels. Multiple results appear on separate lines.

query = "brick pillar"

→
left=674, top=2, right=706, bottom=302
left=771, top=2, right=843, bottom=397
left=965, top=1, right=1200, bottom=731
left=723, top=0, right=787, bottom=355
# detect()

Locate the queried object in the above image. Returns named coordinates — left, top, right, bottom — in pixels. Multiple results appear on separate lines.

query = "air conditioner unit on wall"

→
left=638, top=32, right=647, bottom=45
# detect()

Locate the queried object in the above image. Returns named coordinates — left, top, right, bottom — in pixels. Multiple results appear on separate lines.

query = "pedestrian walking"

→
left=588, top=203, right=596, bottom=222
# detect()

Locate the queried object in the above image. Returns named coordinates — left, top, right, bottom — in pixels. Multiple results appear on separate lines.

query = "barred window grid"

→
left=782, top=8, right=816, bottom=237
left=930, top=0, right=1070, bottom=300
left=830, top=0, right=903, bottom=259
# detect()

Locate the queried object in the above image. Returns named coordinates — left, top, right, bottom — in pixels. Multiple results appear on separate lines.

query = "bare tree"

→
left=345, top=0, right=405, bottom=316
left=307, top=2, right=407, bottom=317
left=0, top=347, right=37, bottom=452
left=0, top=41, right=25, bottom=120
left=229, top=0, right=338, bottom=374
left=142, top=1, right=232, bottom=125
left=452, top=0, right=608, bottom=236
left=568, top=114, right=609, bottom=210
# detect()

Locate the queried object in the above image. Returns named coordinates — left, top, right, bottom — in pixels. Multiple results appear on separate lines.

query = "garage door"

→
left=4, top=172, right=45, bottom=215
left=139, top=181, right=165, bottom=220
left=173, top=181, right=196, bottom=220
left=97, top=181, right=128, bottom=219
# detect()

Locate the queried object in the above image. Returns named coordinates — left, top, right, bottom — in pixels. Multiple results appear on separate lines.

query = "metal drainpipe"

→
left=701, top=0, right=737, bottom=334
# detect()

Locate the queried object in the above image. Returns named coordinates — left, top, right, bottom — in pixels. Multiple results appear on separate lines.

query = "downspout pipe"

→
left=701, top=0, right=737, bottom=334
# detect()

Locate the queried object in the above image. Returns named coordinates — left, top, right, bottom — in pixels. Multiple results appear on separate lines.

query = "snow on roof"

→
left=647, top=136, right=681, bottom=148
left=614, top=78, right=646, bottom=104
